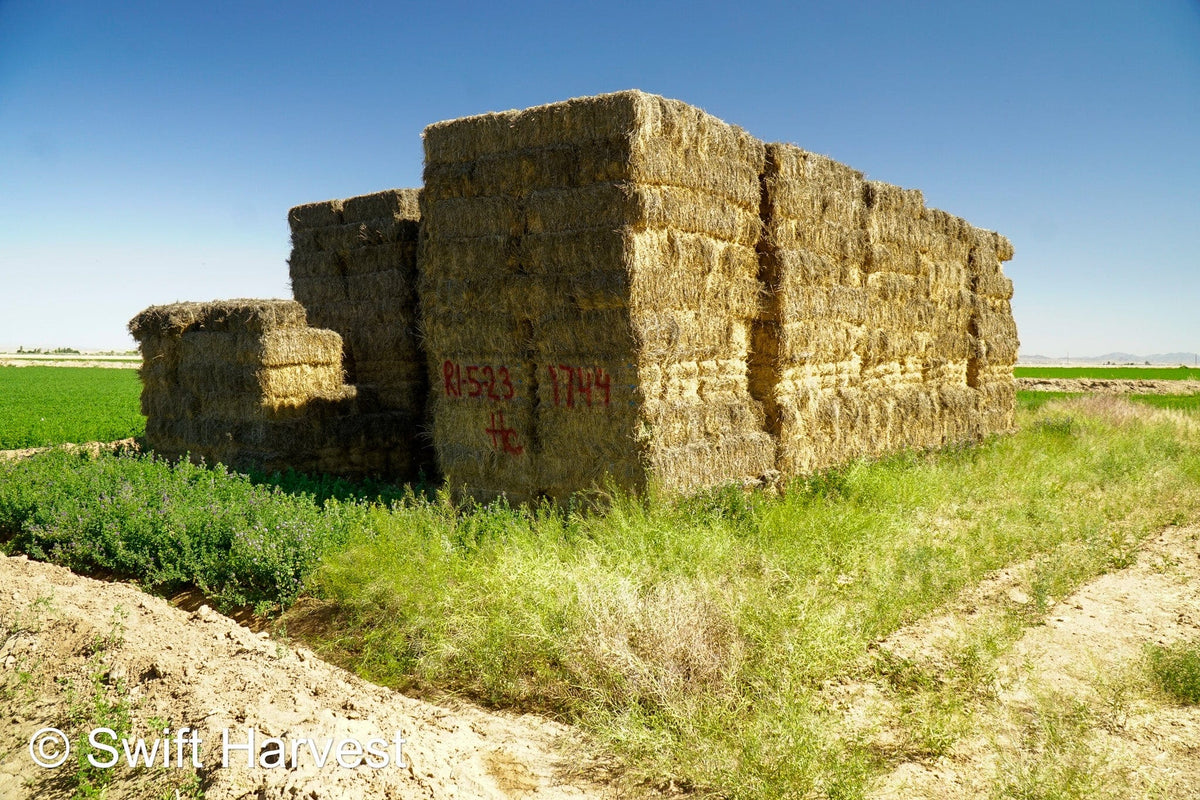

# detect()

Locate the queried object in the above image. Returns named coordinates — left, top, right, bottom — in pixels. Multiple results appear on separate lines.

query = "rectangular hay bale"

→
left=420, top=90, right=775, bottom=502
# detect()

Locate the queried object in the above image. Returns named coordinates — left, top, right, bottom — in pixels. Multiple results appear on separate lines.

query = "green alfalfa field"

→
left=0, top=366, right=144, bottom=449
left=3, top=364, right=1200, bottom=797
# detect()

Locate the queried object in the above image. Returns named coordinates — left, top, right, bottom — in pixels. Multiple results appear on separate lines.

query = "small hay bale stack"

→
left=419, top=90, right=776, bottom=502
left=860, top=179, right=944, bottom=456
left=287, top=188, right=430, bottom=478
left=917, top=207, right=982, bottom=445
left=128, top=299, right=372, bottom=475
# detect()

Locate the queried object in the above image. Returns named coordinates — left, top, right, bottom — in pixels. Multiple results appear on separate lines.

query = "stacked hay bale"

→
left=130, top=300, right=347, bottom=472
left=860, top=179, right=943, bottom=456
left=129, top=299, right=414, bottom=478
left=751, top=143, right=1017, bottom=477
left=419, top=90, right=776, bottom=502
left=287, top=188, right=429, bottom=479
left=749, top=145, right=873, bottom=475
left=967, top=229, right=1019, bottom=433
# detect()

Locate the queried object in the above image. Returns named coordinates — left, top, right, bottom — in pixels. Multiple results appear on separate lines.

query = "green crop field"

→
left=1014, top=365, right=1200, bottom=381
left=0, top=366, right=144, bottom=449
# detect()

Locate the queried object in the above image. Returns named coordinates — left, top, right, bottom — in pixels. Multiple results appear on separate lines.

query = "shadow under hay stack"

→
left=419, top=90, right=777, bottom=503
left=128, top=90, right=1016, bottom=499
left=287, top=188, right=431, bottom=480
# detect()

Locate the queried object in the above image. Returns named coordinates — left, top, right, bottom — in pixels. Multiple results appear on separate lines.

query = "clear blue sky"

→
left=2, top=0, right=1197, bottom=357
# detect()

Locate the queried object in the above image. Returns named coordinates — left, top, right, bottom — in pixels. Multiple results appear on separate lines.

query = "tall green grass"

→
left=1017, top=390, right=1200, bottom=413
left=0, top=366, right=143, bottom=448
left=1145, top=637, right=1200, bottom=706
left=306, top=396, right=1200, bottom=797
left=1124, top=393, right=1200, bottom=411
left=0, top=450, right=373, bottom=609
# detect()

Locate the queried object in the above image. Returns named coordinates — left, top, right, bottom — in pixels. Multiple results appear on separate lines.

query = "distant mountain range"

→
left=1019, top=352, right=1199, bottom=366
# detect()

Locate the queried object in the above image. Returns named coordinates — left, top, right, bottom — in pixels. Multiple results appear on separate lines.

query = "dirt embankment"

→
left=0, top=439, right=140, bottom=464
left=1017, top=377, right=1200, bottom=395
left=0, top=554, right=618, bottom=799
left=3, top=504, right=1198, bottom=797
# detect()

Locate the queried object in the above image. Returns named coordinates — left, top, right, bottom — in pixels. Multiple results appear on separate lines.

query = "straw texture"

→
left=130, top=93, right=1017, bottom=498
left=749, top=143, right=1018, bottom=477
left=128, top=299, right=418, bottom=479
left=287, top=188, right=429, bottom=477
left=420, top=90, right=776, bottom=502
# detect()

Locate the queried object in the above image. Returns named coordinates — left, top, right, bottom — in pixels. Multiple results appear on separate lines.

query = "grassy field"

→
left=1014, top=365, right=1200, bottom=380
left=0, top=356, right=140, bottom=363
left=0, top=366, right=144, bottom=449
left=3, top=394, right=1198, bottom=798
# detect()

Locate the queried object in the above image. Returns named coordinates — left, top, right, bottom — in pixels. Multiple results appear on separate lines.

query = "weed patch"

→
left=1145, top=637, right=1200, bottom=705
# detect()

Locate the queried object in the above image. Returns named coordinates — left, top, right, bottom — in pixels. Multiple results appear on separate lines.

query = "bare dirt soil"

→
left=0, top=554, right=620, bottom=799
left=0, top=438, right=140, bottom=464
left=863, top=524, right=1200, bottom=798
left=1017, top=377, right=1200, bottom=395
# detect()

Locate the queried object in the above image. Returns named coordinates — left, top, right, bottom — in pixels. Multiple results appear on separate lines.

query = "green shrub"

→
left=1146, top=638, right=1200, bottom=705
left=0, top=450, right=372, bottom=609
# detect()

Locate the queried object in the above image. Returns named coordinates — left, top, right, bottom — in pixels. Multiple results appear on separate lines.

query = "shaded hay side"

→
left=129, top=300, right=419, bottom=480
left=287, top=188, right=429, bottom=478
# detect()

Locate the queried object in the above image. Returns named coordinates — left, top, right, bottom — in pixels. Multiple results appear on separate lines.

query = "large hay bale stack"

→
left=128, top=299, right=412, bottom=478
left=419, top=90, right=776, bottom=502
left=287, top=188, right=429, bottom=479
left=750, top=143, right=1017, bottom=478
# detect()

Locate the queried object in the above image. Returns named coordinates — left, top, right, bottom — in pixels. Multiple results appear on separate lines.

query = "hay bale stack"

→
left=860, top=179, right=945, bottom=456
left=287, top=188, right=429, bottom=479
left=419, top=90, right=776, bottom=502
left=752, top=143, right=1018, bottom=478
left=287, top=189, right=424, bottom=410
left=128, top=299, right=411, bottom=478
left=749, top=145, right=873, bottom=475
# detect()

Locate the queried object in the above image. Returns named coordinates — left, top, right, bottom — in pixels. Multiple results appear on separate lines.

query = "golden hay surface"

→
left=421, top=90, right=775, bottom=502
left=177, top=328, right=344, bottom=368
left=750, top=139, right=1017, bottom=476
left=422, top=90, right=764, bottom=206
left=341, top=188, right=421, bottom=224
left=131, top=294, right=427, bottom=481
left=286, top=187, right=426, bottom=424
left=136, top=93, right=1018, bottom=496
left=128, top=299, right=308, bottom=340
